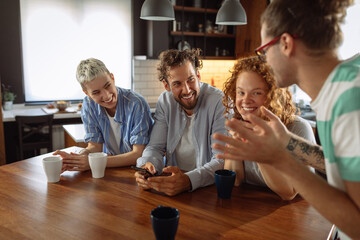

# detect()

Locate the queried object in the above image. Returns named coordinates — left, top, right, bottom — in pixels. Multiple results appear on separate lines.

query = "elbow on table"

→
left=276, top=189, right=298, bottom=201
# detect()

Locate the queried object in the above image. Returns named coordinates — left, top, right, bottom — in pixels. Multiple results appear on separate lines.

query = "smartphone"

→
left=131, top=166, right=154, bottom=178
left=131, top=166, right=173, bottom=178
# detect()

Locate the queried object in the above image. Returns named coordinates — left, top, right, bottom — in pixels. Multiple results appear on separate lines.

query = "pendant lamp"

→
left=216, top=0, right=247, bottom=25
left=140, top=0, right=175, bottom=21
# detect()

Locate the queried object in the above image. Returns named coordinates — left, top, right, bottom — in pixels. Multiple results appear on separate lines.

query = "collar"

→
left=96, top=87, right=124, bottom=123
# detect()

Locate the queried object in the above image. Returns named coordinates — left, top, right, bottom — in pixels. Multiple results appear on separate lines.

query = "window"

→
left=338, top=0, right=360, bottom=59
left=292, top=0, right=360, bottom=106
left=20, top=0, right=132, bottom=102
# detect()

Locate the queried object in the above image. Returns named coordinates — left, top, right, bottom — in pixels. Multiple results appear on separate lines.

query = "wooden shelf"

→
left=174, top=6, right=218, bottom=14
left=203, top=56, right=236, bottom=60
left=171, top=31, right=204, bottom=36
left=170, top=2, right=237, bottom=59
left=206, top=33, right=235, bottom=38
left=171, top=31, right=235, bottom=38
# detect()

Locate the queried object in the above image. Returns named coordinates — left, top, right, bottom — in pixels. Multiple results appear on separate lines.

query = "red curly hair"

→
left=222, top=56, right=297, bottom=126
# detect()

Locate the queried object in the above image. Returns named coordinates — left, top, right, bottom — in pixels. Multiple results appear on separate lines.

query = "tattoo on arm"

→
left=286, top=137, right=325, bottom=173
left=299, top=142, right=312, bottom=155
left=287, top=137, right=298, bottom=151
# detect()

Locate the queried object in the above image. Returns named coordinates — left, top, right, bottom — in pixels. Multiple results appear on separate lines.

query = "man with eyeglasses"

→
left=213, top=0, right=360, bottom=239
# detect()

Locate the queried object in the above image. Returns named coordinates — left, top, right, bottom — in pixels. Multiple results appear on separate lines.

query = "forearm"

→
left=186, top=158, right=224, bottom=191
left=107, top=146, right=145, bottom=168
left=276, top=152, right=360, bottom=238
left=257, top=163, right=297, bottom=200
left=80, top=143, right=102, bottom=155
left=286, top=133, right=325, bottom=173
left=224, top=159, right=244, bottom=186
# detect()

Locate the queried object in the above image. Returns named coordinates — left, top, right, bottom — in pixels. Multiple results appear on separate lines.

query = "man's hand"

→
left=213, top=107, right=291, bottom=167
left=53, top=150, right=90, bottom=172
left=146, top=166, right=191, bottom=196
left=134, top=162, right=156, bottom=190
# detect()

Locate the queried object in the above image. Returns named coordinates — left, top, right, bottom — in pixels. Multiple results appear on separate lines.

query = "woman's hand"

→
left=213, top=106, right=291, bottom=167
left=53, top=150, right=90, bottom=172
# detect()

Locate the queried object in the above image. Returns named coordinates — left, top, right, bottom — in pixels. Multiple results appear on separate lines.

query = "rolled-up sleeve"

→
left=129, top=97, right=153, bottom=146
left=81, top=97, right=104, bottom=144
left=137, top=99, right=167, bottom=171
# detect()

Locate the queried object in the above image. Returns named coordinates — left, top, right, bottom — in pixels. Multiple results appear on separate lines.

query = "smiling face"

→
left=163, top=61, right=200, bottom=115
left=83, top=73, right=118, bottom=116
left=235, top=71, right=269, bottom=121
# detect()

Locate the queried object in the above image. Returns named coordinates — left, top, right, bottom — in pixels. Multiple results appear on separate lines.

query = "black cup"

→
left=151, top=206, right=179, bottom=240
left=215, top=169, right=236, bottom=199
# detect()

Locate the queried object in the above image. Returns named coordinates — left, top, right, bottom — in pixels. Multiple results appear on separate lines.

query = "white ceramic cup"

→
left=42, top=156, right=62, bottom=183
left=88, top=152, right=107, bottom=178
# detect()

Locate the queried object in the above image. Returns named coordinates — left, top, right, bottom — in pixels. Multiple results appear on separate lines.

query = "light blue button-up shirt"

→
left=137, top=83, right=227, bottom=191
left=81, top=87, right=153, bottom=155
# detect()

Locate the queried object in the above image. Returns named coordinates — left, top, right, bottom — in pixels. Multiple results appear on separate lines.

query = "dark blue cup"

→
left=151, top=206, right=179, bottom=240
left=215, top=169, right=236, bottom=199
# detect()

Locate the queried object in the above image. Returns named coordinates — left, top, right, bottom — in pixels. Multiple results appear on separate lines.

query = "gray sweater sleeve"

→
left=288, top=116, right=316, bottom=143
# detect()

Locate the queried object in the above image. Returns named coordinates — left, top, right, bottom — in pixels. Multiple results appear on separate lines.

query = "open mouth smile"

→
left=181, top=92, right=194, bottom=100
left=242, top=107, right=257, bottom=111
left=104, top=95, right=113, bottom=103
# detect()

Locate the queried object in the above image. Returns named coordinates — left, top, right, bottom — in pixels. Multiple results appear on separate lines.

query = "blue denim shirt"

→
left=81, top=87, right=153, bottom=155
left=137, top=83, right=227, bottom=191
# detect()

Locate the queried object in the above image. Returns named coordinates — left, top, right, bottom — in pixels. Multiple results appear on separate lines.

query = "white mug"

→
left=42, top=156, right=62, bottom=183
left=88, top=152, right=107, bottom=178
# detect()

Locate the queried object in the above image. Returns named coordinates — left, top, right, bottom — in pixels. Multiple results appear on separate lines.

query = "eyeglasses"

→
left=255, top=34, right=299, bottom=62
left=254, top=36, right=281, bottom=62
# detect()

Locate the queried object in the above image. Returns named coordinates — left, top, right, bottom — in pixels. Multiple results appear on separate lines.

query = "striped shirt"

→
left=311, top=54, right=360, bottom=240
left=81, top=87, right=153, bottom=155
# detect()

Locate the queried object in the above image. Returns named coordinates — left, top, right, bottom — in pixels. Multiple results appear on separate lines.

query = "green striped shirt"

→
left=311, top=54, right=360, bottom=188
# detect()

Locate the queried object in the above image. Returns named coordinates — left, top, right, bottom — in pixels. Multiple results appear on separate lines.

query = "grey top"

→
left=137, top=82, right=227, bottom=191
left=244, top=115, right=316, bottom=186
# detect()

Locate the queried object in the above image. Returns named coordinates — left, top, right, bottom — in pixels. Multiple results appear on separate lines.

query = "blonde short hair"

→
left=76, top=58, right=110, bottom=90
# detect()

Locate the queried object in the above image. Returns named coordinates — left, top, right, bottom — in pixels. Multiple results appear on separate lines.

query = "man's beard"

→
left=175, top=91, right=198, bottom=111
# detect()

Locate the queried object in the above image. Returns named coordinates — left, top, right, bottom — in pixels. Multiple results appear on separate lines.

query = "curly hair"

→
left=261, top=0, right=353, bottom=53
left=222, top=56, right=297, bottom=127
left=157, top=48, right=203, bottom=83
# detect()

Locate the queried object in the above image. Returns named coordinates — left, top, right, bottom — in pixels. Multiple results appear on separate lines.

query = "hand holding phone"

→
left=131, top=165, right=172, bottom=178
left=131, top=166, right=154, bottom=179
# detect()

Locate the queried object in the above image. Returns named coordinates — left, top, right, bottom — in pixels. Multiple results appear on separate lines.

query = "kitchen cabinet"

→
left=169, top=0, right=267, bottom=60
left=170, top=0, right=236, bottom=59
left=0, top=83, right=6, bottom=165
left=137, top=0, right=268, bottom=60
left=235, top=0, right=268, bottom=58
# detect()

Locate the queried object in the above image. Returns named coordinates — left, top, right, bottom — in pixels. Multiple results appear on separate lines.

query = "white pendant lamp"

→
left=140, top=0, right=175, bottom=21
left=216, top=0, right=247, bottom=25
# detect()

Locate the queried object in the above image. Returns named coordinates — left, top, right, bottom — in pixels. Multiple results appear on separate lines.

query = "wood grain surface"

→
left=0, top=147, right=331, bottom=239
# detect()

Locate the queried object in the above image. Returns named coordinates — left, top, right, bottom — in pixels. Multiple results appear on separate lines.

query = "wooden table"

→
left=0, top=147, right=331, bottom=239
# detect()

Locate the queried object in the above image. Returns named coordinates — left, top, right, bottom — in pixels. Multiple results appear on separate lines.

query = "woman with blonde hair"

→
left=222, top=56, right=315, bottom=200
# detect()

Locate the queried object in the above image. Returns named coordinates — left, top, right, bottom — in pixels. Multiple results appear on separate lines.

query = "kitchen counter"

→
left=63, top=124, right=85, bottom=143
left=63, top=124, right=87, bottom=148
left=2, top=104, right=156, bottom=122
left=2, top=104, right=81, bottom=122
left=2, top=104, right=83, bottom=163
